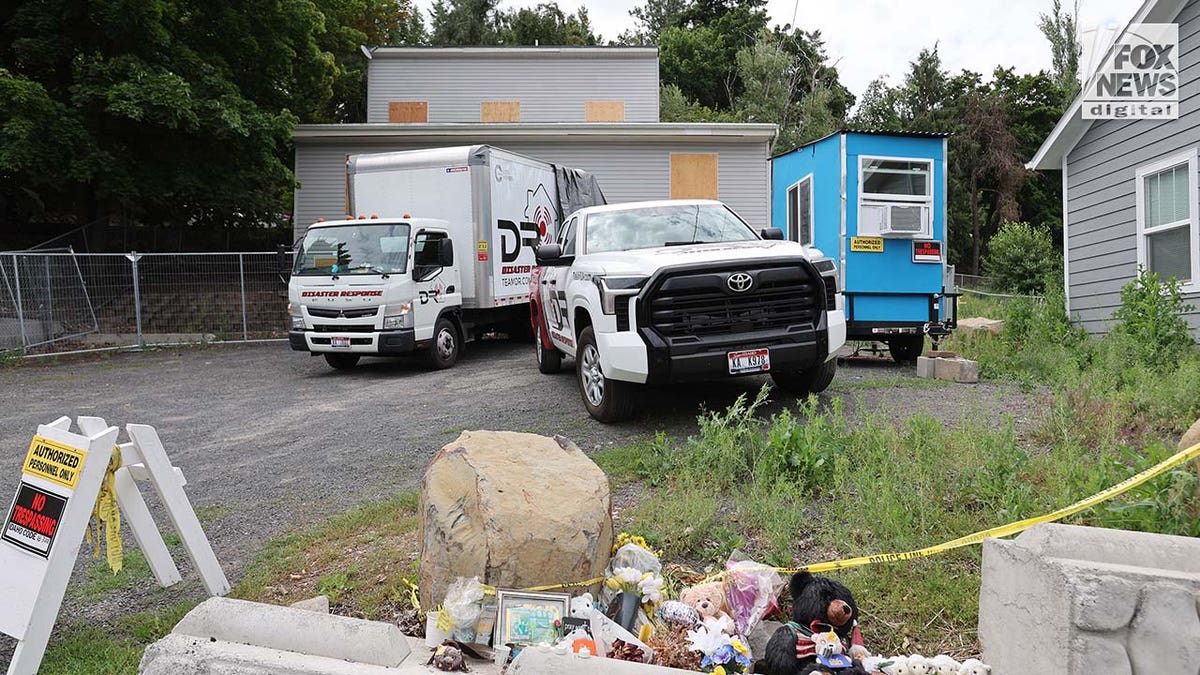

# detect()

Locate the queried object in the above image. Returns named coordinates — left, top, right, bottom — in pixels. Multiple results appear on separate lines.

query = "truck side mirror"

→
left=439, top=239, right=454, bottom=267
left=535, top=243, right=563, bottom=266
left=760, top=227, right=784, bottom=241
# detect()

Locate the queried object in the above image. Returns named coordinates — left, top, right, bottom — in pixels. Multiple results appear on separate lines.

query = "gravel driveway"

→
left=0, top=340, right=1033, bottom=663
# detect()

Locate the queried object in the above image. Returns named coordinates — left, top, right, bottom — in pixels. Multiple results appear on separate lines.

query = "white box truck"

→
left=287, top=145, right=605, bottom=370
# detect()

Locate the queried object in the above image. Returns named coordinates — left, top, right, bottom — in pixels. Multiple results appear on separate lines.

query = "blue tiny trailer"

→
left=770, top=130, right=958, bottom=361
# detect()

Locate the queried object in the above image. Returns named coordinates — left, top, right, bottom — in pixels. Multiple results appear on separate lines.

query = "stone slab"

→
left=290, top=595, right=331, bottom=613
left=933, top=357, right=979, bottom=383
left=956, top=317, right=1004, bottom=335
left=508, top=646, right=702, bottom=674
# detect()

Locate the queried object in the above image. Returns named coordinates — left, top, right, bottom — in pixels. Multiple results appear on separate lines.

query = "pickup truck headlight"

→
left=593, top=276, right=648, bottom=315
left=288, top=303, right=304, bottom=329
left=383, top=303, right=413, bottom=330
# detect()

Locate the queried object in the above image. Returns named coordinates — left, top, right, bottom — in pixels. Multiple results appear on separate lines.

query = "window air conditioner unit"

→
left=862, top=203, right=929, bottom=237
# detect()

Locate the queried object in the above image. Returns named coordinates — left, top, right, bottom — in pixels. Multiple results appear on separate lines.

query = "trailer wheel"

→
left=576, top=327, right=635, bottom=423
left=771, top=357, right=837, bottom=395
left=888, top=335, right=925, bottom=363
left=535, top=325, right=563, bottom=374
left=426, top=317, right=460, bottom=370
left=324, top=353, right=360, bottom=370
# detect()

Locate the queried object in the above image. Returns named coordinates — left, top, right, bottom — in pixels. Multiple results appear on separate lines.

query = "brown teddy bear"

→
left=680, top=581, right=733, bottom=627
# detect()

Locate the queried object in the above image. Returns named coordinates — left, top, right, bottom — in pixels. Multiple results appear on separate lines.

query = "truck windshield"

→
left=585, top=204, right=758, bottom=254
left=293, top=223, right=410, bottom=276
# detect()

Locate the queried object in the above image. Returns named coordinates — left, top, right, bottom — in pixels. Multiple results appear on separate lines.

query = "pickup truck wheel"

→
left=577, top=327, right=635, bottom=423
left=771, top=357, right=837, bottom=395
left=426, top=317, right=460, bottom=370
left=888, top=335, right=925, bottom=363
left=324, top=353, right=360, bottom=370
left=535, top=325, right=563, bottom=374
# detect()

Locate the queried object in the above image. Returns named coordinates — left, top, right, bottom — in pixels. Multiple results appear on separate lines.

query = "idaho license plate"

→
left=728, top=348, right=770, bottom=374
left=331, top=336, right=351, bottom=349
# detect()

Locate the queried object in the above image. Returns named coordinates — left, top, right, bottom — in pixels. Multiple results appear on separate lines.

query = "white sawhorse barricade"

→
left=1, top=417, right=229, bottom=675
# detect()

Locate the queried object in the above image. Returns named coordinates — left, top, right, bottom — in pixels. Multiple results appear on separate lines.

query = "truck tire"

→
left=771, top=357, right=837, bottom=395
left=576, top=327, right=635, bottom=423
left=535, top=325, right=563, bottom=374
left=426, top=317, right=460, bottom=370
left=888, top=335, right=925, bottom=363
left=324, top=353, right=360, bottom=370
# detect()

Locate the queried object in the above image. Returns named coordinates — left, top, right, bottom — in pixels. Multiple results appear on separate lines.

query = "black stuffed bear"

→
left=762, top=571, right=870, bottom=675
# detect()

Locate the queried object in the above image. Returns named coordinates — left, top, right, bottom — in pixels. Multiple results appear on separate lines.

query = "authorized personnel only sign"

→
left=2, top=483, right=65, bottom=558
left=21, top=436, right=86, bottom=491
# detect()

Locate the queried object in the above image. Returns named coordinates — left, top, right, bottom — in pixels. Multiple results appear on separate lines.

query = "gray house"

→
left=1030, top=0, right=1200, bottom=333
left=293, top=47, right=776, bottom=240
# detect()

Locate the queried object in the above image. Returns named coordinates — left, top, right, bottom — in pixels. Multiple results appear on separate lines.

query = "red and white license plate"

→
left=728, top=348, right=770, bottom=374
left=331, top=336, right=351, bottom=349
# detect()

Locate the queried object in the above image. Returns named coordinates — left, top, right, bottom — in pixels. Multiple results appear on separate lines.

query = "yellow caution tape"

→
left=85, top=445, right=123, bottom=575
left=418, top=441, right=1200, bottom=599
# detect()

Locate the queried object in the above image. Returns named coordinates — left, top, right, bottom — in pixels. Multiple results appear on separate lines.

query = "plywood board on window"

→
left=481, top=101, right=521, bottom=123
left=586, top=101, right=625, bottom=122
left=670, top=153, right=719, bottom=199
left=388, top=101, right=428, bottom=123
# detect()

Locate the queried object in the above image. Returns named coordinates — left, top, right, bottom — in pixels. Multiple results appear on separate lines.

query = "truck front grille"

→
left=312, top=324, right=376, bottom=333
left=308, top=307, right=378, bottom=319
left=646, top=265, right=823, bottom=339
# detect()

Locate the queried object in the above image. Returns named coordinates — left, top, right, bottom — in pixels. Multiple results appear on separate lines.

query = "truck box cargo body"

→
left=288, top=145, right=604, bottom=370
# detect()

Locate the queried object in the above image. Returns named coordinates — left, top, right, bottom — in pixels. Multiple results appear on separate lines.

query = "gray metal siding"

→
left=293, top=138, right=770, bottom=242
left=1065, top=0, right=1200, bottom=334
left=366, top=57, right=659, bottom=124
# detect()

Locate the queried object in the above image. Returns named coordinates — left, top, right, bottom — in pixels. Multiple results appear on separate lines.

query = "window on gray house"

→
left=1140, top=158, right=1194, bottom=283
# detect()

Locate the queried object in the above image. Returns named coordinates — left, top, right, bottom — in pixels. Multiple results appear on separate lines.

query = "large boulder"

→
left=418, top=431, right=613, bottom=609
left=1179, top=417, right=1200, bottom=451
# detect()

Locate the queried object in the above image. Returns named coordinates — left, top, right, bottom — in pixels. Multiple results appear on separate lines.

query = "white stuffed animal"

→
left=907, top=654, right=930, bottom=675
left=929, top=655, right=960, bottom=675
left=957, top=658, right=991, bottom=675
left=886, top=655, right=911, bottom=675
left=862, top=655, right=898, bottom=674
left=569, top=592, right=594, bottom=618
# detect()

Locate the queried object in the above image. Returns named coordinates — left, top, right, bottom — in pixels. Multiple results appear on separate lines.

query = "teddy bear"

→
left=569, top=592, right=594, bottom=619
left=956, top=659, right=991, bottom=675
left=906, top=654, right=930, bottom=675
left=928, top=655, right=960, bottom=675
left=680, top=581, right=733, bottom=627
left=763, top=571, right=871, bottom=675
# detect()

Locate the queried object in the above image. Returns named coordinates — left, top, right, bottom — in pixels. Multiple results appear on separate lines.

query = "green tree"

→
left=622, top=0, right=688, bottom=44
left=498, top=3, right=599, bottom=45
left=657, top=0, right=768, bottom=110
left=429, top=0, right=502, bottom=45
left=1039, top=0, right=1081, bottom=98
left=983, top=222, right=1060, bottom=295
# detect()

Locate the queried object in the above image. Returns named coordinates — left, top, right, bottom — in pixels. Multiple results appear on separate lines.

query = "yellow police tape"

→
left=429, top=440, right=1200, bottom=602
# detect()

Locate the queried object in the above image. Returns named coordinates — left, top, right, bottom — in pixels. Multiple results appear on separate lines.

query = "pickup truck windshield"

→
left=293, top=223, right=410, bottom=276
left=585, top=204, right=758, bottom=254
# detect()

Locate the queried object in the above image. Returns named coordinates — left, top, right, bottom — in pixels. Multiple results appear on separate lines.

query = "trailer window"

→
left=860, top=158, right=932, bottom=200
left=585, top=203, right=756, bottom=254
left=787, top=176, right=812, bottom=245
left=293, top=223, right=410, bottom=276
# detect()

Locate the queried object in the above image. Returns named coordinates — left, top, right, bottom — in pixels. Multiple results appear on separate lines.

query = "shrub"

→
left=983, top=222, right=1061, bottom=296
left=1110, top=267, right=1195, bottom=370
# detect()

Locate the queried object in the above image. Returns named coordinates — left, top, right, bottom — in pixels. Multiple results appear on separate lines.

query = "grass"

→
left=38, top=493, right=421, bottom=674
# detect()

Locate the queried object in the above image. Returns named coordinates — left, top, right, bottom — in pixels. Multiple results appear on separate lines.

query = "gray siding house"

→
left=1030, top=0, right=1200, bottom=334
left=294, top=47, right=775, bottom=241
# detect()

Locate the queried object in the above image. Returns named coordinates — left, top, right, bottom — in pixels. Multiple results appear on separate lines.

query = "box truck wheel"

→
left=577, top=327, right=635, bottom=423
left=536, top=325, right=563, bottom=374
left=771, top=357, right=837, bottom=395
left=426, top=317, right=460, bottom=370
left=324, top=353, right=360, bottom=370
left=888, top=335, right=925, bottom=363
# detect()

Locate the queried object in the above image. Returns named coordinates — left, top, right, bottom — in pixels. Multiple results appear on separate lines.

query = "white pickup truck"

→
left=529, top=199, right=846, bottom=422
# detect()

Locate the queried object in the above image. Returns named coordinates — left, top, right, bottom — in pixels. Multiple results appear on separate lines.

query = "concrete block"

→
left=290, top=595, right=331, bottom=613
left=508, top=646, right=702, bottom=674
left=933, top=357, right=979, bottom=383
left=140, top=633, right=409, bottom=675
left=916, top=356, right=938, bottom=379
left=168, top=597, right=411, bottom=667
left=980, top=524, right=1200, bottom=675
left=956, top=317, right=1004, bottom=335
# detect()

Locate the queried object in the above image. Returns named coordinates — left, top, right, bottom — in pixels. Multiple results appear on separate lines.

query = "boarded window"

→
left=670, top=153, right=719, bottom=200
left=388, top=101, right=428, bottom=123
left=481, top=101, right=521, bottom=123
left=585, top=101, right=625, bottom=122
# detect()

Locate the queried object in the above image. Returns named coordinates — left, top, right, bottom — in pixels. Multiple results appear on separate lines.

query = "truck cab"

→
left=530, top=199, right=846, bottom=422
left=288, top=217, right=463, bottom=370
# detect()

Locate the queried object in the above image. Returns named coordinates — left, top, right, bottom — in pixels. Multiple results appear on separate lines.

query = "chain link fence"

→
left=0, top=250, right=293, bottom=356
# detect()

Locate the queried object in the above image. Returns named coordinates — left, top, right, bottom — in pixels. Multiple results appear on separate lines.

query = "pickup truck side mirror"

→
left=760, top=227, right=784, bottom=241
left=535, top=243, right=569, bottom=266
left=439, top=239, right=454, bottom=267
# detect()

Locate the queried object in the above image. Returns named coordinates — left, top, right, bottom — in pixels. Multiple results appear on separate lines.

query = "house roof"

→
left=770, top=128, right=949, bottom=159
left=367, top=46, right=658, bottom=60
left=294, top=122, right=778, bottom=144
left=1027, top=0, right=1185, bottom=170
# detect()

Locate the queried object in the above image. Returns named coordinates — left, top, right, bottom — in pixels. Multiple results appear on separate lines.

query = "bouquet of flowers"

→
left=686, top=616, right=753, bottom=674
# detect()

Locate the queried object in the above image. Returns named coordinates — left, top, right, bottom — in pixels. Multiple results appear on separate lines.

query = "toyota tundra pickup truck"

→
left=529, top=199, right=846, bottom=422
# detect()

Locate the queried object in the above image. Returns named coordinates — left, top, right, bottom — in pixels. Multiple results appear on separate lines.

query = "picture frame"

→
left=493, top=590, right=570, bottom=647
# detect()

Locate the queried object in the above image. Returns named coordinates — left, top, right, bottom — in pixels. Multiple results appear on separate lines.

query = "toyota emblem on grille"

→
left=727, top=272, right=753, bottom=293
